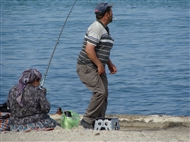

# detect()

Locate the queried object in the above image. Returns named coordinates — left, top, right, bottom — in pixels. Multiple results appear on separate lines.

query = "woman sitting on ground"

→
left=7, top=68, right=57, bottom=132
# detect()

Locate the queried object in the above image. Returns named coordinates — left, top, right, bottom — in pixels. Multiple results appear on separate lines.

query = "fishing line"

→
left=40, top=0, right=77, bottom=87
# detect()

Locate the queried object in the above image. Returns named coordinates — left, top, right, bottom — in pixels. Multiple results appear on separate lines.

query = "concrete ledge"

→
left=50, top=114, right=190, bottom=129
left=107, top=114, right=190, bottom=129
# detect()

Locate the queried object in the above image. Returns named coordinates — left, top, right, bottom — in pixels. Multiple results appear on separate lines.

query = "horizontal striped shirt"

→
left=77, top=20, right=114, bottom=68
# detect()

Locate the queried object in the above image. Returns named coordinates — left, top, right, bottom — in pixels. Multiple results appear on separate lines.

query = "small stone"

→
left=95, top=132, right=100, bottom=136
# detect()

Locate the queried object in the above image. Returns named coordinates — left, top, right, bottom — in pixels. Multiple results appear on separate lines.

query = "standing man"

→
left=76, top=2, right=117, bottom=129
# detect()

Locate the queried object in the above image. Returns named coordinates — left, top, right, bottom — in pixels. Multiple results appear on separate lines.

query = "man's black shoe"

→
left=80, top=119, right=94, bottom=129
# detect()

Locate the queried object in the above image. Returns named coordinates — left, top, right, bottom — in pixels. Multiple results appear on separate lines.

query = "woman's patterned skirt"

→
left=10, top=117, right=57, bottom=132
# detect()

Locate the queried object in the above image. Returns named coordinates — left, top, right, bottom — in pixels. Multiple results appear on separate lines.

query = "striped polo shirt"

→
left=77, top=20, right=114, bottom=68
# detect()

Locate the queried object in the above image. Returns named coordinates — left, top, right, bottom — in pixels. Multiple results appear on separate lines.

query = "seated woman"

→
left=7, top=68, right=57, bottom=132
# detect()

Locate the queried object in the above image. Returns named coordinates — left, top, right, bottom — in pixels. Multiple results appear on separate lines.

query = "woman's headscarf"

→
left=15, top=68, right=42, bottom=106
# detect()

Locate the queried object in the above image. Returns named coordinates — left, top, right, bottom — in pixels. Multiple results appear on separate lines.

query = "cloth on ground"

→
left=0, top=112, right=10, bottom=132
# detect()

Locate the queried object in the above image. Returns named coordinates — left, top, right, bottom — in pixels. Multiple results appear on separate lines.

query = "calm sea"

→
left=1, top=0, right=189, bottom=116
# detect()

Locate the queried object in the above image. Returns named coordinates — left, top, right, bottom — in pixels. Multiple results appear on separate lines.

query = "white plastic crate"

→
left=94, top=118, right=120, bottom=130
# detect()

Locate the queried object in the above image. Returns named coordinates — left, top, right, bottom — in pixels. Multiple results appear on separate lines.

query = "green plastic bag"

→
left=60, top=110, right=80, bottom=129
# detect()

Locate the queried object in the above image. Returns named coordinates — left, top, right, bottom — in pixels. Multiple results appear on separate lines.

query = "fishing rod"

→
left=40, top=0, right=77, bottom=88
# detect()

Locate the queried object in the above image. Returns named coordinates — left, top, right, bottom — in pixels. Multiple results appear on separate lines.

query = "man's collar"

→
left=96, top=20, right=109, bottom=34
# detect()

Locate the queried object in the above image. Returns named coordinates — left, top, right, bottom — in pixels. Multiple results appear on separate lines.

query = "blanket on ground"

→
left=0, top=102, right=10, bottom=132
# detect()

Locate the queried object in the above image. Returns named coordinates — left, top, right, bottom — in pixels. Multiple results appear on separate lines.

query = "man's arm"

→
left=85, top=42, right=105, bottom=75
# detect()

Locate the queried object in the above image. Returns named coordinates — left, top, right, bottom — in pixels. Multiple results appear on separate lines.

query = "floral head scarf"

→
left=16, top=68, right=42, bottom=106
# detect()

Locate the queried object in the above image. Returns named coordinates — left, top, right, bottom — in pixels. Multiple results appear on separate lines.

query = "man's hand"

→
left=97, top=64, right=105, bottom=75
left=108, top=64, right=117, bottom=74
left=107, top=59, right=117, bottom=74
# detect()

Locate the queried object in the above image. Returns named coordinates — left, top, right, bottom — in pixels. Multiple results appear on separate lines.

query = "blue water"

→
left=1, top=0, right=189, bottom=116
